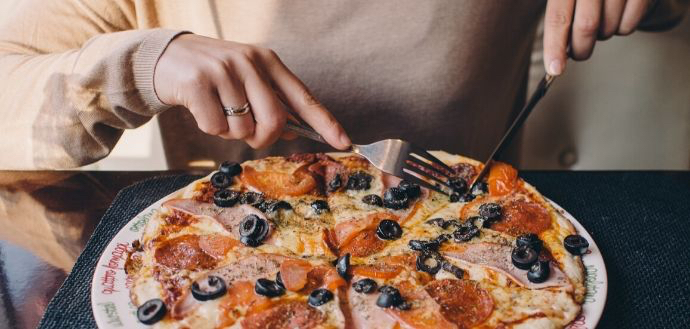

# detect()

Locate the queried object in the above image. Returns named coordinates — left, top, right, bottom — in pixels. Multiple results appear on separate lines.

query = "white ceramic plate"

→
left=91, top=193, right=607, bottom=329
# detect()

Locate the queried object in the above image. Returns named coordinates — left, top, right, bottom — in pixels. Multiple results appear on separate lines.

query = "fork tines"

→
left=401, top=146, right=456, bottom=196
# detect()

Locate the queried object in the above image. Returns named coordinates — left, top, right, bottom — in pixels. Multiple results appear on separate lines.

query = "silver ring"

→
left=222, top=103, right=251, bottom=117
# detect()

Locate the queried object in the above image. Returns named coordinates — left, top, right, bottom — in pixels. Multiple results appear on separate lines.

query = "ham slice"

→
left=347, top=278, right=399, bottom=329
left=162, top=199, right=273, bottom=241
left=442, top=242, right=572, bottom=291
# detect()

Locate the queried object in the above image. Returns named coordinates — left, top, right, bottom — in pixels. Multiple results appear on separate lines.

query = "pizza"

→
left=124, top=151, right=591, bottom=329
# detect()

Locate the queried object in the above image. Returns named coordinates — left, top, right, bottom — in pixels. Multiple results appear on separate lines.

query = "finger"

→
left=213, top=71, right=255, bottom=140
left=259, top=52, right=351, bottom=150
left=280, top=131, right=299, bottom=140
left=570, top=0, right=602, bottom=60
left=599, top=0, right=627, bottom=39
left=239, top=62, right=287, bottom=149
left=544, top=0, right=576, bottom=75
left=618, top=0, right=650, bottom=35
left=184, top=86, right=229, bottom=136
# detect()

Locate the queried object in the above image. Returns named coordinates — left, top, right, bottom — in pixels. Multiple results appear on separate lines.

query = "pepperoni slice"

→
left=339, top=228, right=386, bottom=257
left=154, top=235, right=217, bottom=271
left=198, top=234, right=239, bottom=258
left=301, top=266, right=346, bottom=292
left=279, top=259, right=313, bottom=291
left=241, top=301, right=324, bottom=329
left=351, top=263, right=403, bottom=279
left=387, top=286, right=457, bottom=329
left=217, top=281, right=273, bottom=327
left=487, top=162, right=519, bottom=197
left=491, top=199, right=552, bottom=236
left=424, top=279, right=494, bottom=328
left=240, top=165, right=317, bottom=198
left=333, top=212, right=398, bottom=249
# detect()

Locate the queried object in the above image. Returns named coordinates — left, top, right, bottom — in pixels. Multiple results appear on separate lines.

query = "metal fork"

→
left=285, top=122, right=455, bottom=195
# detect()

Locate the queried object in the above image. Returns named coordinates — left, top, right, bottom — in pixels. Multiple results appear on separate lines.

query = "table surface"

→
left=1, top=170, right=688, bottom=329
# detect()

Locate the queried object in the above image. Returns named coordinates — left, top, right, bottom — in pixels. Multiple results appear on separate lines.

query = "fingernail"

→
left=339, top=134, right=352, bottom=149
left=549, top=60, right=563, bottom=76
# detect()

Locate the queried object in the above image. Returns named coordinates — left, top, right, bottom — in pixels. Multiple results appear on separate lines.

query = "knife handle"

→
left=285, top=121, right=328, bottom=144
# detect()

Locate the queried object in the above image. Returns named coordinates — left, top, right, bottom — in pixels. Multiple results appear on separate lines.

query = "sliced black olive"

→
left=467, top=216, right=487, bottom=228
left=376, top=286, right=403, bottom=308
left=434, top=234, right=452, bottom=244
left=383, top=187, right=410, bottom=210
left=210, top=172, right=231, bottom=189
left=362, top=194, right=384, bottom=207
left=453, top=222, right=480, bottom=242
left=336, top=253, right=351, bottom=279
left=425, top=218, right=445, bottom=227
left=191, top=275, right=227, bottom=301
left=311, top=200, right=330, bottom=214
left=346, top=171, right=373, bottom=190
left=352, top=278, right=378, bottom=294
left=328, top=174, right=342, bottom=192
left=396, top=301, right=412, bottom=310
left=275, top=271, right=285, bottom=289
left=447, top=178, right=468, bottom=194
left=239, top=192, right=264, bottom=206
left=416, top=252, right=442, bottom=275
left=376, top=219, right=403, bottom=240
left=470, top=181, right=488, bottom=195
left=408, top=239, right=440, bottom=252
left=442, top=219, right=462, bottom=229
left=564, top=235, right=589, bottom=255
left=478, top=203, right=502, bottom=220
left=450, top=192, right=475, bottom=203
left=137, top=299, right=167, bottom=325
left=255, top=278, right=285, bottom=297
left=511, top=246, right=538, bottom=270
left=213, top=189, right=240, bottom=208
left=442, top=261, right=465, bottom=279
left=265, top=200, right=292, bottom=213
left=219, top=161, right=242, bottom=176
left=527, top=260, right=551, bottom=283
left=398, top=180, right=421, bottom=199
left=239, top=214, right=269, bottom=246
left=516, top=233, right=543, bottom=253
left=308, top=288, right=334, bottom=307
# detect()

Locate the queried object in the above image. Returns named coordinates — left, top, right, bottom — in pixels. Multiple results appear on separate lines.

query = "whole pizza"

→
left=125, top=151, right=590, bottom=329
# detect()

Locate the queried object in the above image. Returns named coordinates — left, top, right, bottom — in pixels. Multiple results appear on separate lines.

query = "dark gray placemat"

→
left=37, top=172, right=690, bottom=329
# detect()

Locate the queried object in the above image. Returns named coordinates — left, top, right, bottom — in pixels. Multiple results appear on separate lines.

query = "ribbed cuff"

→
left=133, top=29, right=191, bottom=115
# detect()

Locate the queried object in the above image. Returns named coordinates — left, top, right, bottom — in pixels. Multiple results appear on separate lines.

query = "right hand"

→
left=153, top=34, right=351, bottom=149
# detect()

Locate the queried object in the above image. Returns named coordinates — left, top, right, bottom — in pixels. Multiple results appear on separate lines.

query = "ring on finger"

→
left=222, top=103, right=251, bottom=117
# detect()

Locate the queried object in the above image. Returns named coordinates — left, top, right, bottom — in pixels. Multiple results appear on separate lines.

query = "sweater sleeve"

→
left=639, top=0, right=689, bottom=31
left=0, top=0, right=187, bottom=169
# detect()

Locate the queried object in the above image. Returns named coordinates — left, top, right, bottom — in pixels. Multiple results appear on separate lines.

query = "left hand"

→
left=543, top=0, right=656, bottom=75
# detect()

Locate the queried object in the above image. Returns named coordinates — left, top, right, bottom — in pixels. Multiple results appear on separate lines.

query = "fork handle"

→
left=285, top=121, right=328, bottom=144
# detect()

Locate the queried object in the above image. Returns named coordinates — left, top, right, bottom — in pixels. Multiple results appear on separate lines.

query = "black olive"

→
left=311, top=200, right=330, bottom=214
left=453, top=222, right=480, bottom=242
left=362, top=194, right=384, bottom=207
left=425, top=218, right=445, bottom=227
left=478, top=203, right=502, bottom=220
left=239, top=214, right=269, bottom=246
left=564, top=235, right=589, bottom=255
left=191, top=275, right=227, bottom=301
left=450, top=192, right=475, bottom=203
left=219, top=161, right=242, bottom=176
left=264, top=200, right=292, bottom=213
left=336, top=253, right=351, bottom=279
left=255, top=278, right=285, bottom=297
left=416, top=252, right=442, bottom=275
left=383, top=187, right=410, bottom=210
left=434, top=234, right=452, bottom=244
left=470, top=181, right=488, bottom=195
left=442, top=261, right=465, bottom=279
left=398, top=180, right=421, bottom=199
left=447, top=178, right=468, bottom=194
left=516, top=233, right=543, bottom=253
left=396, top=301, right=412, bottom=310
left=275, top=271, right=285, bottom=289
left=239, top=192, right=264, bottom=206
left=467, top=216, right=487, bottom=228
left=210, top=172, right=231, bottom=189
left=408, top=239, right=440, bottom=252
left=376, top=219, right=403, bottom=240
left=442, top=219, right=462, bottom=229
left=213, top=189, right=240, bottom=208
left=352, top=278, right=378, bottom=294
left=346, top=171, right=373, bottom=190
left=308, top=288, right=334, bottom=307
left=527, top=260, right=551, bottom=283
left=511, top=246, right=539, bottom=270
left=376, top=286, right=404, bottom=308
left=137, top=299, right=167, bottom=325
left=328, top=174, right=342, bottom=192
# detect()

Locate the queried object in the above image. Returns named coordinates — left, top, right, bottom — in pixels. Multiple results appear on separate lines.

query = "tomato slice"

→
left=279, top=259, right=313, bottom=291
left=339, top=228, right=386, bottom=257
left=240, top=165, right=317, bottom=198
left=301, top=266, right=346, bottom=292
left=351, top=263, right=403, bottom=279
left=487, top=162, right=519, bottom=196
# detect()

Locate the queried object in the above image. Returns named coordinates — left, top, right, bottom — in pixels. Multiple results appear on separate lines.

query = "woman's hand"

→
left=153, top=34, right=351, bottom=149
left=544, top=0, right=656, bottom=75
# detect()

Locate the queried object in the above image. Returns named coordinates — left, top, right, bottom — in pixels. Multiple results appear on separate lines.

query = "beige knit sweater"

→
left=0, top=0, right=686, bottom=169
